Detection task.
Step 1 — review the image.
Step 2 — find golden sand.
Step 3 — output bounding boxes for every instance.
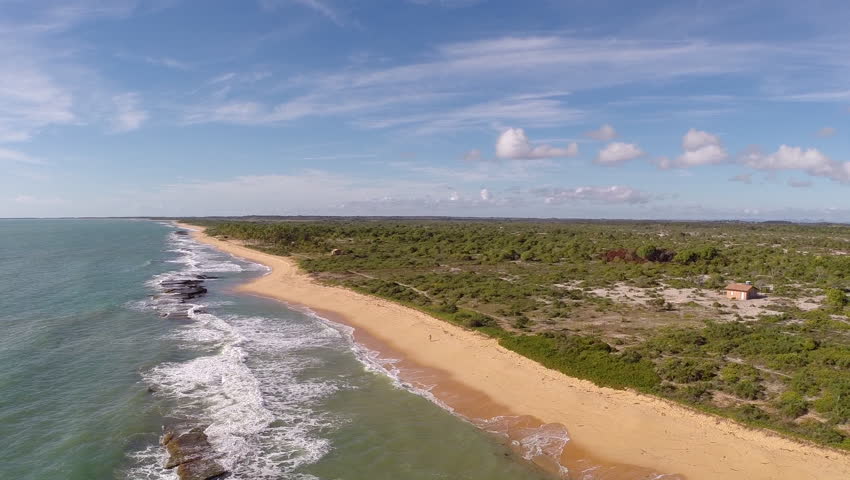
[179,223,850,480]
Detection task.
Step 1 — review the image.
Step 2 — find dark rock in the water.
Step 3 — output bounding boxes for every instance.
[165,429,211,468]
[176,458,229,480]
[163,285,208,299]
[175,230,189,236]
[163,427,228,480]
[161,279,203,286]
[160,279,208,300]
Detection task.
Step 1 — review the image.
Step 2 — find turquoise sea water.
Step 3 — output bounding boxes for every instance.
[0,219,552,480]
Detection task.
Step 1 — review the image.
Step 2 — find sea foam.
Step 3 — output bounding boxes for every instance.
[127,230,343,479]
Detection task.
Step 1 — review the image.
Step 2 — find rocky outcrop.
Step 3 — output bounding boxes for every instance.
[162,427,229,480]
[161,279,208,300]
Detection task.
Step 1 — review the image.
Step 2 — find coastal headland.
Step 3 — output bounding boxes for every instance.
[178,222,850,480]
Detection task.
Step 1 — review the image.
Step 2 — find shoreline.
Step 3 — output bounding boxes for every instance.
[179,222,850,480]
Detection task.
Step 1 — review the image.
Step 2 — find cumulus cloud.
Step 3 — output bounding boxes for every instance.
[536,185,651,204]
[594,142,644,165]
[658,129,728,169]
[740,145,850,182]
[584,124,617,141]
[479,188,492,201]
[817,126,836,137]
[495,128,578,160]
[111,93,148,132]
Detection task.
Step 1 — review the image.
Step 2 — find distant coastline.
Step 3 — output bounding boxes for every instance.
[178,222,850,480]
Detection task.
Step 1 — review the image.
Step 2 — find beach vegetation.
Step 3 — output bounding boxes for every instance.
[195,218,850,450]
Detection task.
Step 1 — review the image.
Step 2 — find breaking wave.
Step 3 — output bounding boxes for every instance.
[125,230,346,479]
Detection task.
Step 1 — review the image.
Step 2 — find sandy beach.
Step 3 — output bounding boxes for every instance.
[180,223,850,480]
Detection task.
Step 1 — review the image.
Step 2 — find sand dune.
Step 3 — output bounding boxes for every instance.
[180,223,850,480]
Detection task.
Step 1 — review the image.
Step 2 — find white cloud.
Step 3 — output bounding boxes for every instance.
[741,145,850,183]
[538,185,651,204]
[682,129,719,151]
[0,61,76,142]
[144,56,190,70]
[350,94,582,133]
[776,90,850,102]
[655,129,728,169]
[729,173,752,184]
[789,179,812,188]
[584,124,617,141]
[594,142,644,165]
[259,0,347,26]
[0,147,44,165]
[0,2,161,142]
[183,32,827,135]
[463,149,482,161]
[13,194,66,206]
[479,188,492,201]
[495,128,578,160]
[111,93,148,132]
[817,126,836,137]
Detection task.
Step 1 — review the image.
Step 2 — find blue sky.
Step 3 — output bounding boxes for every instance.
[2,0,849,220]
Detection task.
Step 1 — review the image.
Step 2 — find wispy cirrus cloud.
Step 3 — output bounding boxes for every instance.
[259,0,348,26]
[178,32,848,135]
[534,185,652,205]
[0,1,162,142]
[0,59,76,142]
[788,179,812,188]
[817,126,836,138]
[110,93,148,133]
[0,147,45,165]
[729,173,752,184]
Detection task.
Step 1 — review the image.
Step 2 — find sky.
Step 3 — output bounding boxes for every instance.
[1,0,849,220]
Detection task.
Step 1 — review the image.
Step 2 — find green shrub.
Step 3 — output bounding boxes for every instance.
[735,404,770,422]
[776,391,808,419]
[795,420,845,445]
[825,288,848,310]
[512,316,531,329]
[657,358,719,383]
[499,333,660,392]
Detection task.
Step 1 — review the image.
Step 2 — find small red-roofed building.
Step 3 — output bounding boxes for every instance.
[725,282,758,300]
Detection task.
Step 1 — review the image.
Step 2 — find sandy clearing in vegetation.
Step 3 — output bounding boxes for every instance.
[589,283,822,319]
[179,223,850,480]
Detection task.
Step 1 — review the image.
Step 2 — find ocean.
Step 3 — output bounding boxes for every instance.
[0,219,552,480]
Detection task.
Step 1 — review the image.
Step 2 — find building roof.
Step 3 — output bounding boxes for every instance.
[725,283,756,292]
